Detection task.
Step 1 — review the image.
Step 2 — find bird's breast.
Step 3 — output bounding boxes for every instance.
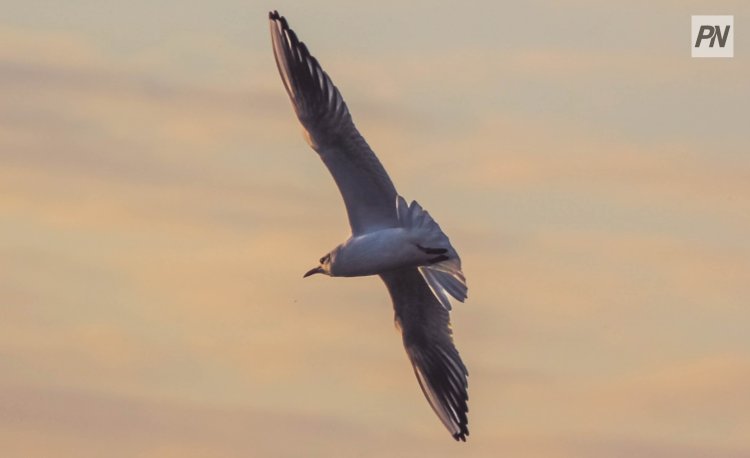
[331,228,427,277]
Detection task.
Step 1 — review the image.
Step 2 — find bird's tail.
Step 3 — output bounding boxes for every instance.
[396,196,468,310]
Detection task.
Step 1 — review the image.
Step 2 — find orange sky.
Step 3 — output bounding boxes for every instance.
[1,1,749,456]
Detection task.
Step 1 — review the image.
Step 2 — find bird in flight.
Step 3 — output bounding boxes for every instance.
[269,10,470,441]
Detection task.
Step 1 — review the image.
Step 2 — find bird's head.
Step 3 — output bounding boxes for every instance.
[303,252,333,278]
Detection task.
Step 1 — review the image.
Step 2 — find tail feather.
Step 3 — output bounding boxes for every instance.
[423,265,467,301]
[397,196,468,310]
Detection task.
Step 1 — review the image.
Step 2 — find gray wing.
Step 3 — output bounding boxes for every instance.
[269,11,398,235]
[380,268,470,441]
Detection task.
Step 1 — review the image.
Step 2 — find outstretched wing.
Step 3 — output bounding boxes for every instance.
[380,268,470,441]
[269,11,398,235]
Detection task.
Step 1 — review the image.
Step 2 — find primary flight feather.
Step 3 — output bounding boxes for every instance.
[269,10,470,441]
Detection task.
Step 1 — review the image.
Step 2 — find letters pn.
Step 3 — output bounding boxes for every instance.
[695,25,731,48]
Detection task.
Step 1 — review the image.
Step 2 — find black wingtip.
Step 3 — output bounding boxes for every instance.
[453,431,468,442]
[268,10,289,32]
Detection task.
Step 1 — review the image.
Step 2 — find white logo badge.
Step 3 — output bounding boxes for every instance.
[692,15,733,58]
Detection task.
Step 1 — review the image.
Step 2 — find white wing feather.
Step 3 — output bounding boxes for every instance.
[269,11,399,235]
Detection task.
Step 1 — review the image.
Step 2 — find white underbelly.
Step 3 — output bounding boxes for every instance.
[332,228,430,277]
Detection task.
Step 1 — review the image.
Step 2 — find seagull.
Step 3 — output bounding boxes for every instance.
[269,11,470,441]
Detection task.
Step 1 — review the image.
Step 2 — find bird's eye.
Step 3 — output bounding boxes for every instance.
[319,254,330,264]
